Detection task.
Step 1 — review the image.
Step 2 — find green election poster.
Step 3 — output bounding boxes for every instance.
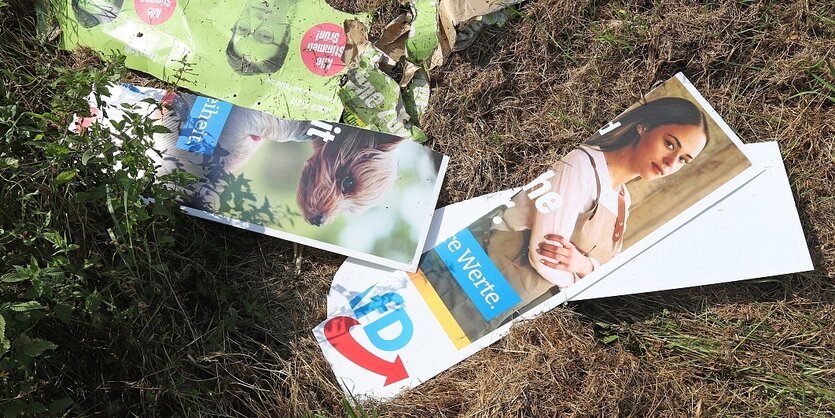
[55,0,366,121]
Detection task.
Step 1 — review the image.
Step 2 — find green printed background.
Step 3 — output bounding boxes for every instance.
[56,0,366,121]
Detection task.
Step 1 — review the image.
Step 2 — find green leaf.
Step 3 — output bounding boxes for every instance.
[8,301,44,312]
[17,334,57,357]
[49,398,73,415]
[4,399,25,418]
[0,272,28,283]
[0,157,19,168]
[25,402,46,415]
[602,334,619,345]
[55,170,77,184]
[150,124,172,134]
[81,150,93,165]
[28,310,47,321]
[54,303,73,324]
[44,142,70,156]
[85,291,102,312]
[0,314,9,357]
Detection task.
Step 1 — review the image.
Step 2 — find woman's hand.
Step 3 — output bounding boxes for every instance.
[535,234,594,278]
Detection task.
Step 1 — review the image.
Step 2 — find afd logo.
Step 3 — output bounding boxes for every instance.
[324,286,414,386]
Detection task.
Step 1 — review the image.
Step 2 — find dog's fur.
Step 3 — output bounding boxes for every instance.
[89,89,405,226]
[297,131,404,226]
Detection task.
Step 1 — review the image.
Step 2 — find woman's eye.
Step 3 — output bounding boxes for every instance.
[665,140,674,150]
[679,156,687,164]
[340,175,356,194]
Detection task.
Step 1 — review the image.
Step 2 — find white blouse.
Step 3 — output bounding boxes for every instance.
[495,147,631,287]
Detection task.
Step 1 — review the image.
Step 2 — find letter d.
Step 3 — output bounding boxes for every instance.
[364,308,414,352]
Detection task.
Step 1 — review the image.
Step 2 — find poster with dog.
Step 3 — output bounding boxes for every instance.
[314,73,767,397]
[71,83,448,271]
[49,0,366,121]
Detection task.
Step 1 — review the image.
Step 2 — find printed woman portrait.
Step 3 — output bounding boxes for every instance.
[413,93,723,343]
[226,0,295,75]
[71,0,123,28]
[411,75,753,345]
[486,97,710,312]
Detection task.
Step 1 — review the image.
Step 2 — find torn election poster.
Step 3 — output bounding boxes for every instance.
[49,0,367,121]
[70,83,448,271]
[314,73,772,397]
[326,141,811,314]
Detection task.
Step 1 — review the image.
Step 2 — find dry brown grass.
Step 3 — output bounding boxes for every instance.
[3,0,833,416]
[307,0,834,416]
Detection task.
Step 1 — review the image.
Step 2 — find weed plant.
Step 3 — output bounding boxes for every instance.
[0,4,281,416]
[1,7,183,416]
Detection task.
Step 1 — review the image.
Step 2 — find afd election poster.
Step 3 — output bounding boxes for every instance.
[70,84,448,271]
[50,0,366,121]
[317,142,812,398]
[325,142,811,313]
[314,73,768,397]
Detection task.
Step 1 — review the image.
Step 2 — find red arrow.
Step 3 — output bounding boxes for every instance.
[324,316,409,386]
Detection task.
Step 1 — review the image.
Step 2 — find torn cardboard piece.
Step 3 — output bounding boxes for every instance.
[374,13,412,64]
[406,0,523,68]
[340,23,428,143]
[439,0,522,24]
[342,19,370,71]
[337,2,517,141]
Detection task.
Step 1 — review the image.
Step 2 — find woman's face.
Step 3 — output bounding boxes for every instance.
[631,123,708,180]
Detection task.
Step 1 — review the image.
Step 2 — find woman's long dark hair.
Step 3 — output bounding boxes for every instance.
[586,97,710,151]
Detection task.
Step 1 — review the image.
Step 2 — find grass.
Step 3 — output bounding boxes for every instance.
[2,0,835,417]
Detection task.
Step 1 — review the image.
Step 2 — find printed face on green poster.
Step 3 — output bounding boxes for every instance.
[227,0,292,75]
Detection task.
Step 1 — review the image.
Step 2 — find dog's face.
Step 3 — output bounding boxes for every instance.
[297,133,404,226]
